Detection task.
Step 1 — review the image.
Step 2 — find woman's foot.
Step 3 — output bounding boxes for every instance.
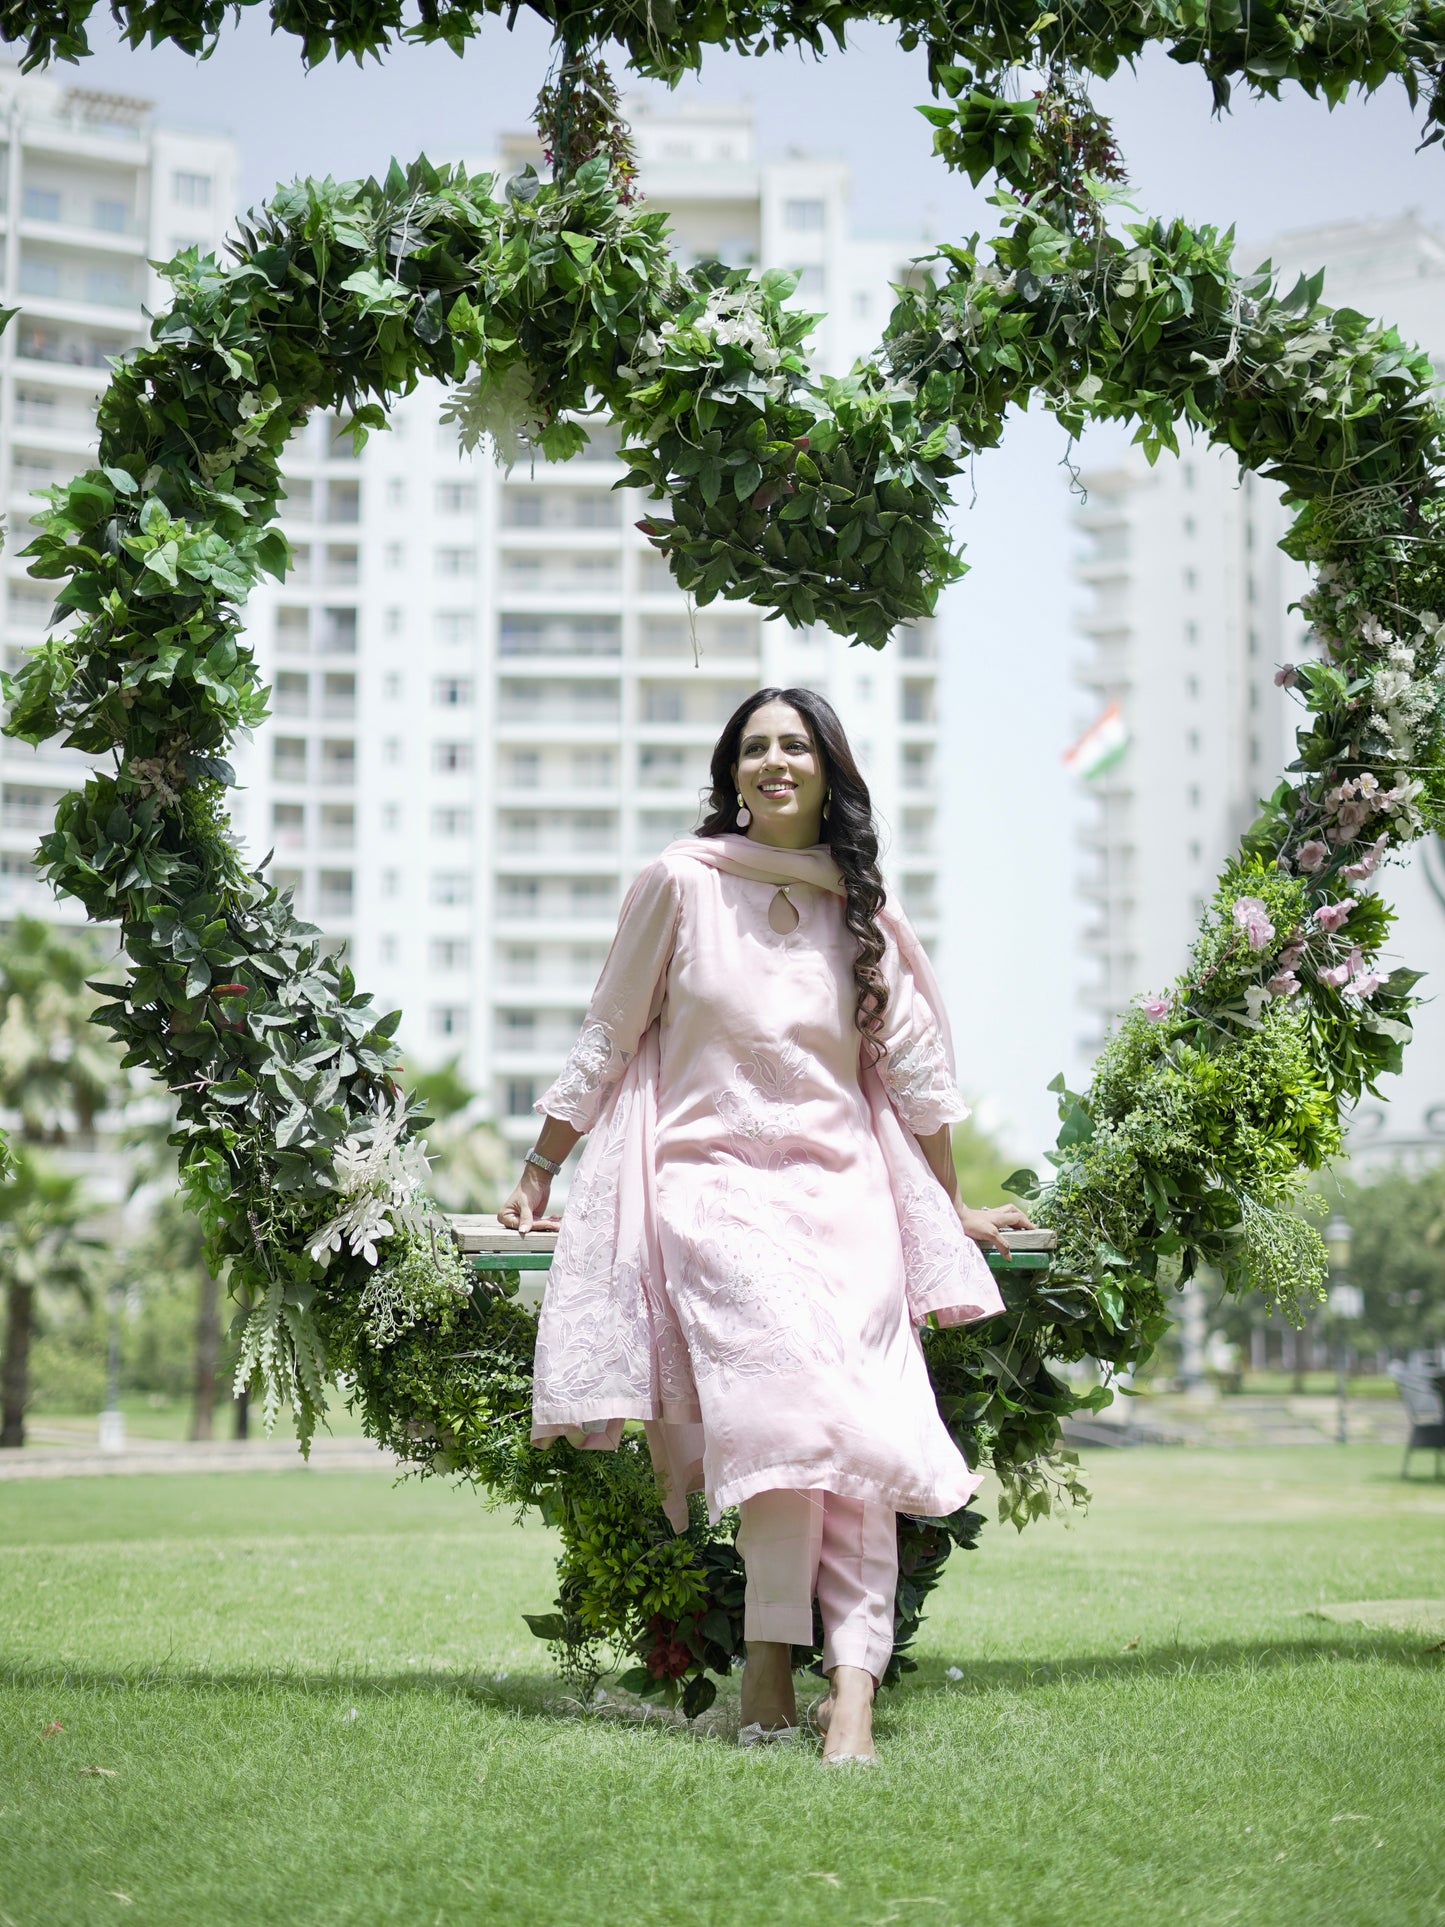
[740,1640,797,1735]
[820,1665,876,1763]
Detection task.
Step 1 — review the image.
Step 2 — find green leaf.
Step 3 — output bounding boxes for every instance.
[521,1613,568,1641]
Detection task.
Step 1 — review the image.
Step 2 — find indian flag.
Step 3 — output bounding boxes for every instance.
[1062,701,1129,781]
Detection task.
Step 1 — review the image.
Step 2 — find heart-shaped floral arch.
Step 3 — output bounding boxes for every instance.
[3,13,1443,1702]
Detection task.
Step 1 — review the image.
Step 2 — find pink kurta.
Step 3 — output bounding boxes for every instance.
[530,836,1004,1529]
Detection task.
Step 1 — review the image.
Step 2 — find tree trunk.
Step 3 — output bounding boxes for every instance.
[233,1383,249,1441]
[189,1269,220,1442]
[1,1278,34,1448]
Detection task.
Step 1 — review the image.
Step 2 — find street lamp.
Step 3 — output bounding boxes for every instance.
[1324,1215,1363,1446]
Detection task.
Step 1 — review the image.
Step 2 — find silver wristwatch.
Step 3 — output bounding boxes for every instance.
[524,1148,562,1177]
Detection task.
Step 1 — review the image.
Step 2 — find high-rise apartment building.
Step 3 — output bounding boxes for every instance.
[232,100,945,1145]
[0,65,237,924]
[1071,215,1445,1156]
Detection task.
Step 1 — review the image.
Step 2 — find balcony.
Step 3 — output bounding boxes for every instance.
[497,678,621,726]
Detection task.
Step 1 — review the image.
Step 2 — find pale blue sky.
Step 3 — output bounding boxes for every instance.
[62,19,1445,1154]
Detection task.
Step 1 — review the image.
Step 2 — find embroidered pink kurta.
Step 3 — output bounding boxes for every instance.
[530,836,1004,1528]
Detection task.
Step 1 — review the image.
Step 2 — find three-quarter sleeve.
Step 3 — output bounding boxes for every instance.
[535,858,681,1133]
[873,921,971,1138]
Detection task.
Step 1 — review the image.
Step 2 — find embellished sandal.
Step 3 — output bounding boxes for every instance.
[738,1722,799,1747]
[821,1750,877,1767]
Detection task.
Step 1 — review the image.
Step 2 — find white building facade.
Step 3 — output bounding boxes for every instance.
[0,66,236,923]
[1071,215,1445,1158]
[232,100,946,1144]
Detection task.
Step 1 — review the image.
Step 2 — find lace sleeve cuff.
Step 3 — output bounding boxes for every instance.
[879,1033,971,1137]
[535,1021,634,1133]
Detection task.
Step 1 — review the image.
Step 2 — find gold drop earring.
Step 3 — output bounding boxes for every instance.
[736,791,752,829]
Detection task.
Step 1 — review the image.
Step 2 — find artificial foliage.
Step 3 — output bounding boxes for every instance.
[2,21,1444,1700]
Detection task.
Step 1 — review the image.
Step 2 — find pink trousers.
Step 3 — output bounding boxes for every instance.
[735,1488,898,1683]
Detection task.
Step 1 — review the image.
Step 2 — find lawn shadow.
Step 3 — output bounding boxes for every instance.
[3,1626,1437,1739]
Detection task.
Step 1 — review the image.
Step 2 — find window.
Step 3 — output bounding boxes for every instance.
[502,491,543,528]
[320,738,356,784]
[318,869,354,914]
[272,736,307,781]
[430,937,471,971]
[382,802,401,832]
[319,607,357,653]
[433,741,473,773]
[276,606,309,653]
[22,187,61,222]
[86,268,132,307]
[435,609,476,645]
[19,259,60,297]
[505,1078,538,1117]
[434,676,474,707]
[382,868,401,897]
[379,934,399,964]
[505,749,542,789]
[901,680,935,725]
[172,172,212,207]
[385,542,405,570]
[435,546,477,575]
[383,672,403,702]
[784,198,826,230]
[852,290,871,318]
[1184,568,1197,591]
[385,478,406,509]
[497,1010,536,1044]
[384,606,404,637]
[282,479,315,521]
[503,945,538,981]
[320,804,354,847]
[430,1004,469,1037]
[792,265,825,295]
[322,672,356,717]
[326,480,360,524]
[1186,729,1201,753]
[901,744,933,791]
[432,806,473,837]
[275,671,308,716]
[383,737,402,765]
[431,871,472,906]
[271,802,304,848]
[572,749,615,789]
[436,481,477,513]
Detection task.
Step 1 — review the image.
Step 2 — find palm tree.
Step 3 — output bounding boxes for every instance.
[0,917,125,1446]
[0,1149,102,1446]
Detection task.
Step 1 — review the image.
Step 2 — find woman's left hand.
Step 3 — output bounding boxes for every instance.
[958,1203,1034,1258]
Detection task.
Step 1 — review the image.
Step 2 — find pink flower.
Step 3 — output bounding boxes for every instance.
[1332,800,1371,838]
[1345,971,1383,1001]
[1295,841,1329,874]
[1345,946,1365,976]
[1343,834,1388,881]
[1311,898,1357,934]
[1267,970,1301,997]
[1318,962,1352,988]
[1232,896,1276,950]
[1274,664,1298,688]
[1139,996,1170,1023]
[1278,943,1305,969]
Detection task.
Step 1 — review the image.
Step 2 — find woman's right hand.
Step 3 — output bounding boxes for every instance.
[498,1162,562,1234]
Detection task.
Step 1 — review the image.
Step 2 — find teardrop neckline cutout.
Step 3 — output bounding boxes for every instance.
[768,887,800,935]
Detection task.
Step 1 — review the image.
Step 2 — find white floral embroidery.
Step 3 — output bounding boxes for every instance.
[674,1180,845,1382]
[894,1177,996,1324]
[879,1031,968,1136]
[715,1038,809,1146]
[537,1020,633,1130]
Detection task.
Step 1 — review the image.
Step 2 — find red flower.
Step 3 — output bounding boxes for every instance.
[644,1614,693,1681]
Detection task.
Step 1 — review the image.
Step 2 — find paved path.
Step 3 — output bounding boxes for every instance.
[0,1428,400,1480]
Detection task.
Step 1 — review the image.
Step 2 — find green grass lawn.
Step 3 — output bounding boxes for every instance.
[2,1446,1442,1927]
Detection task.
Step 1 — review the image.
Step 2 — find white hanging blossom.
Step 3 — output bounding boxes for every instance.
[633,287,793,399]
[440,360,547,468]
[307,1094,434,1269]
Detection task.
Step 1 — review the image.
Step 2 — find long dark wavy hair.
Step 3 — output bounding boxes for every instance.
[697,686,890,1059]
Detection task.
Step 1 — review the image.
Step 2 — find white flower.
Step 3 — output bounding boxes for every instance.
[307,1094,433,1269]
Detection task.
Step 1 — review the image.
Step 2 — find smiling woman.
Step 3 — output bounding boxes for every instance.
[499,686,1029,1758]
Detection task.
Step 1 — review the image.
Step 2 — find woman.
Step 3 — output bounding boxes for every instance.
[499,688,1029,1762]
